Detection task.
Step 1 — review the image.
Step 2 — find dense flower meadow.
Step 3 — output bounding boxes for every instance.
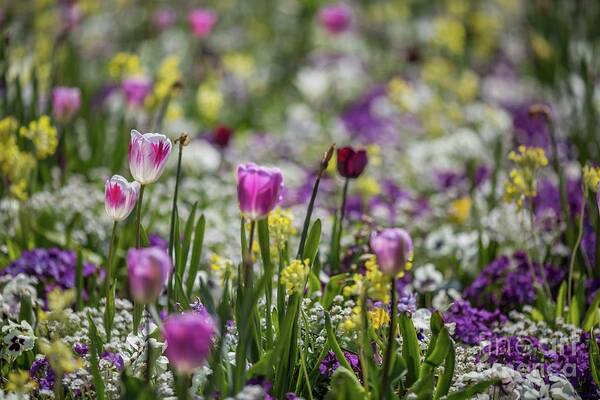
[2,0,600,399]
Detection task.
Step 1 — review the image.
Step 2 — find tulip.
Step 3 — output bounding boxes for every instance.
[212,124,233,149]
[370,228,413,276]
[127,247,172,304]
[128,129,172,185]
[104,175,140,221]
[337,146,367,179]
[122,77,152,107]
[52,86,81,122]
[163,312,216,374]
[188,8,217,39]
[318,3,352,35]
[236,163,284,221]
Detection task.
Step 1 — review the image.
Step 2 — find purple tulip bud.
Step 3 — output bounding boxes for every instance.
[52,86,81,121]
[163,311,216,374]
[105,175,140,221]
[318,3,352,35]
[128,130,172,185]
[122,77,152,107]
[370,228,413,276]
[127,247,172,304]
[236,163,284,221]
[188,8,217,39]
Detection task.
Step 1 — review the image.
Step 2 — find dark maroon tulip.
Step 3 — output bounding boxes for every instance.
[213,124,233,148]
[337,146,367,179]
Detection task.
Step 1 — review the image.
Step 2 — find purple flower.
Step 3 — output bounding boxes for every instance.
[319,350,362,378]
[318,3,352,34]
[101,351,124,371]
[127,247,172,304]
[73,343,88,356]
[1,248,102,298]
[128,130,172,185]
[163,311,216,374]
[30,357,55,391]
[122,77,152,107]
[148,233,169,250]
[52,86,81,122]
[444,299,506,345]
[236,163,284,221]
[247,376,275,400]
[370,228,413,276]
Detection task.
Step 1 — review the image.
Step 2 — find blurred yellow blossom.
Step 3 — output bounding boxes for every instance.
[432,17,466,56]
[368,307,390,329]
[39,339,83,374]
[583,165,600,192]
[19,115,58,159]
[455,70,479,102]
[281,259,310,295]
[6,370,37,394]
[108,52,143,79]
[450,196,472,224]
[503,146,548,209]
[530,33,553,60]
[223,52,256,80]
[196,81,223,121]
[269,208,296,248]
[48,288,75,312]
[355,176,381,199]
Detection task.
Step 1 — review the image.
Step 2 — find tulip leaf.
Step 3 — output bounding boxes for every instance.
[322,274,347,310]
[181,202,198,271]
[555,282,567,320]
[186,214,206,297]
[399,312,421,388]
[446,379,499,400]
[75,247,84,311]
[589,332,600,387]
[87,316,106,400]
[302,218,321,265]
[583,291,600,330]
[324,366,366,400]
[433,339,455,399]
[18,294,33,326]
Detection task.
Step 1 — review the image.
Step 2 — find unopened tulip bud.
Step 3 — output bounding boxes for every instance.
[236,163,284,221]
[105,175,140,221]
[337,146,367,179]
[128,130,172,185]
[370,228,413,276]
[127,247,172,304]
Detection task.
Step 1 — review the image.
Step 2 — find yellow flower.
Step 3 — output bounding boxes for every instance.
[340,307,361,332]
[269,208,296,247]
[39,340,83,375]
[196,81,223,121]
[508,145,548,169]
[503,146,547,210]
[583,165,600,192]
[432,17,466,56]
[154,55,182,101]
[48,288,75,312]
[19,115,58,159]
[281,259,310,295]
[530,33,553,60]
[450,196,472,224]
[388,77,415,112]
[368,307,390,329]
[6,370,37,394]
[355,176,381,199]
[223,52,256,80]
[210,254,235,282]
[10,179,29,201]
[108,52,142,79]
[455,70,479,102]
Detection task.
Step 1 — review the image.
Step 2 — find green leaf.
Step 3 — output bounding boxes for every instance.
[570,294,581,326]
[181,202,198,270]
[408,372,434,400]
[87,316,106,400]
[589,332,600,387]
[324,367,367,400]
[308,272,320,294]
[433,340,455,400]
[324,313,353,372]
[583,291,600,330]
[555,282,566,320]
[446,379,498,400]
[19,295,34,325]
[399,312,421,388]
[302,219,321,265]
[186,214,206,297]
[120,373,158,400]
[75,248,84,311]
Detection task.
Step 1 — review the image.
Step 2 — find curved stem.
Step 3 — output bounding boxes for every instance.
[104,221,118,341]
[568,187,586,305]
[381,277,396,397]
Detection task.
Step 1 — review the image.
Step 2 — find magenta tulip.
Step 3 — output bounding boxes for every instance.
[105,175,140,221]
[128,130,172,185]
[127,247,172,304]
[163,312,216,374]
[318,3,352,35]
[236,163,284,221]
[122,77,152,107]
[52,86,81,121]
[188,8,217,39]
[370,228,413,276]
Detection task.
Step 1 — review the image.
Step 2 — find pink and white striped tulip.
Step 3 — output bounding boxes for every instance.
[105,175,140,221]
[128,130,172,185]
[236,163,284,221]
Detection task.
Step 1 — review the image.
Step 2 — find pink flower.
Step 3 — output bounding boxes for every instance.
[370,228,413,276]
[105,175,140,221]
[187,8,217,39]
[128,130,172,185]
[127,247,172,304]
[52,86,81,121]
[318,3,352,35]
[163,312,216,374]
[122,77,152,107]
[236,163,284,221]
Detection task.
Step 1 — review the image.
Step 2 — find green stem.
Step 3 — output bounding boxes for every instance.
[297,172,323,258]
[135,185,146,248]
[104,221,118,341]
[381,277,396,397]
[568,187,586,305]
[168,141,184,257]
[146,306,152,384]
[333,178,350,271]
[175,373,190,400]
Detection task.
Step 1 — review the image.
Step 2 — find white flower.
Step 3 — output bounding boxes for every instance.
[413,263,443,292]
[2,320,36,358]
